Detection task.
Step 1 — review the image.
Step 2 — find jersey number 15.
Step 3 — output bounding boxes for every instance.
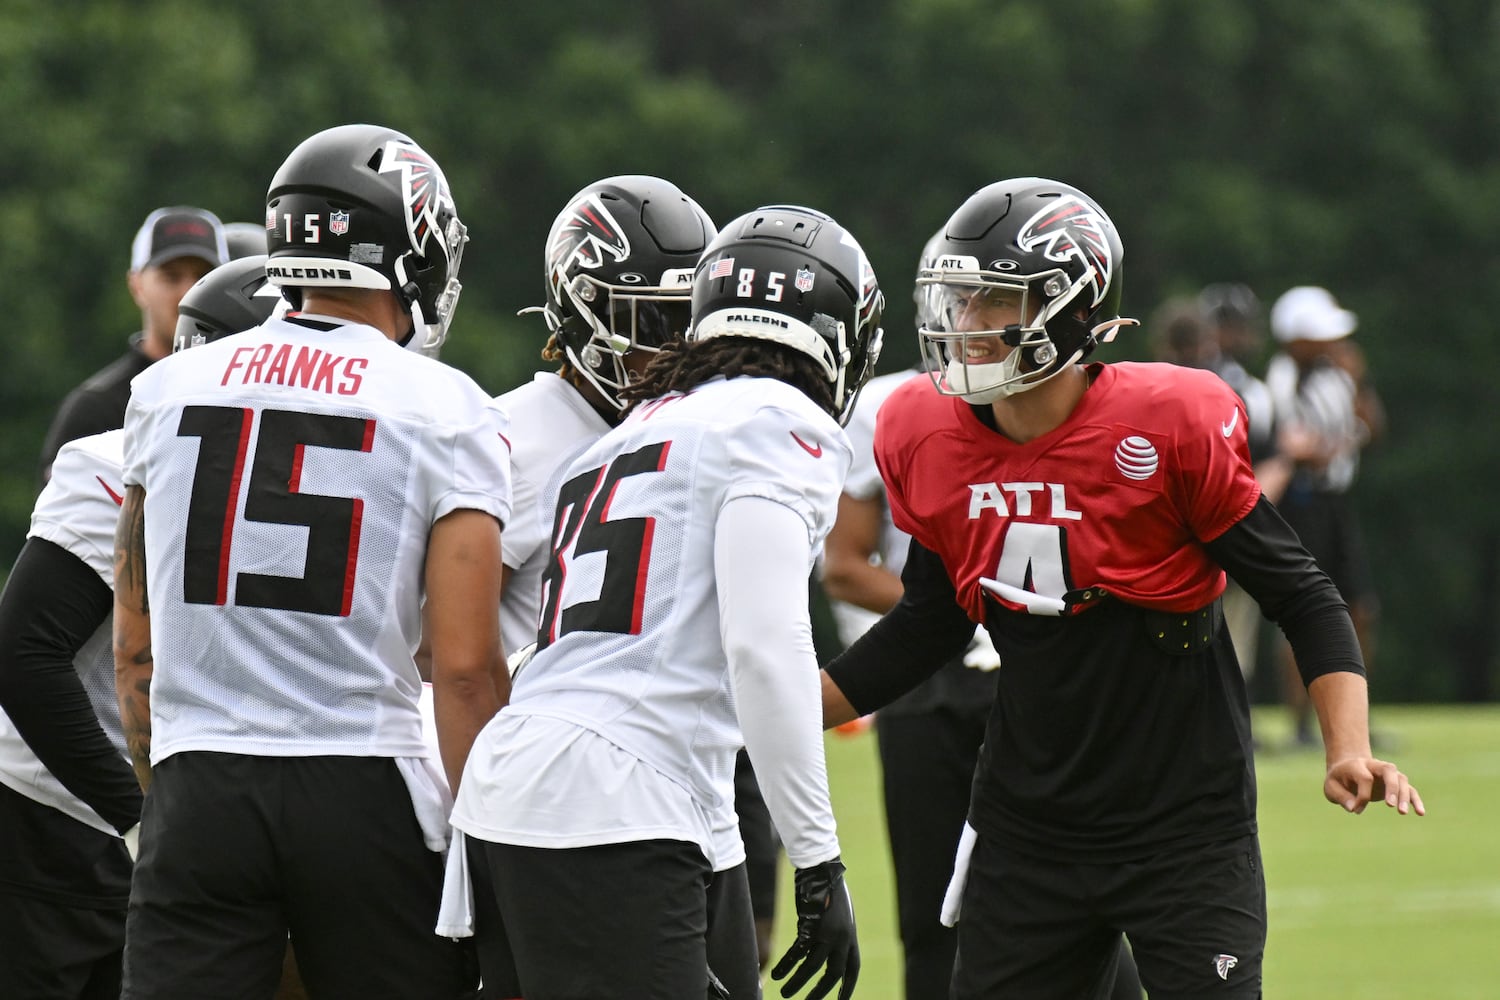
[177,405,373,616]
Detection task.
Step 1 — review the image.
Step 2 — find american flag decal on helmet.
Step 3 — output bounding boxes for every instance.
[550,194,631,272]
[1016,195,1114,308]
[378,141,451,257]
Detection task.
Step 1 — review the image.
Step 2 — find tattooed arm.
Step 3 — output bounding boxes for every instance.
[113,484,154,792]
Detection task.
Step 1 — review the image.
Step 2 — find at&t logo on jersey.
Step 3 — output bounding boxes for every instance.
[1113,436,1159,481]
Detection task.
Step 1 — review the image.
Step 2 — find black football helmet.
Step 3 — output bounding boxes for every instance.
[913,227,947,333]
[532,175,715,410]
[918,177,1134,402]
[264,123,467,355]
[173,254,282,352]
[689,205,884,424]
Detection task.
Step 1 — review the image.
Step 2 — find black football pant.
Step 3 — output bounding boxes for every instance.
[475,837,715,1000]
[953,831,1264,999]
[469,840,758,1000]
[122,752,472,999]
[0,783,130,1000]
[875,703,986,1000]
[877,708,1143,999]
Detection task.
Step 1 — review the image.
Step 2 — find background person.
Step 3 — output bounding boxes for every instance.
[224,220,270,260]
[1150,290,1294,685]
[1266,285,1387,748]
[38,205,228,484]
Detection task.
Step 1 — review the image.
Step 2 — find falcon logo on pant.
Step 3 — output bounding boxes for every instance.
[1215,953,1239,980]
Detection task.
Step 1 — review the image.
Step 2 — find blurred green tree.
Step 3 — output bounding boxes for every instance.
[3,0,1496,699]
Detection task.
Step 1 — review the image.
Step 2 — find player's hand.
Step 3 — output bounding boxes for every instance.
[771,858,859,1000]
[1325,756,1425,816]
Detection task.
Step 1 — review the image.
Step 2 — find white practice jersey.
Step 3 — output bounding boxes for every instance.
[121,314,512,763]
[495,372,611,654]
[0,430,126,835]
[454,376,849,866]
[826,370,922,645]
[1266,352,1361,492]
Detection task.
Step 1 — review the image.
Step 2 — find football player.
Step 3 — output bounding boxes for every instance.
[112,124,510,998]
[447,174,763,997]
[818,231,1003,1000]
[822,233,1145,999]
[818,177,1422,999]
[0,254,278,1000]
[451,205,883,1000]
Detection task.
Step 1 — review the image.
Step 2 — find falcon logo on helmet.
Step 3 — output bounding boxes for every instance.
[856,251,881,331]
[527,176,716,413]
[550,194,632,273]
[1016,195,1115,308]
[378,142,449,257]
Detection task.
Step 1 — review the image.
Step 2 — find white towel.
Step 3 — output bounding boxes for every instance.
[395,754,453,853]
[980,576,1066,616]
[435,829,475,939]
[940,821,978,927]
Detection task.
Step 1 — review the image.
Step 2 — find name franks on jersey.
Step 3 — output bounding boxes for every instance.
[967,481,1081,521]
[221,343,368,396]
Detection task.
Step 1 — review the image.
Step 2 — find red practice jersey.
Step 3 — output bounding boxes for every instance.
[876,362,1261,622]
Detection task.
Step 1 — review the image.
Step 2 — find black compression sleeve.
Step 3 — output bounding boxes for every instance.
[0,537,143,832]
[824,538,977,714]
[1204,496,1364,685]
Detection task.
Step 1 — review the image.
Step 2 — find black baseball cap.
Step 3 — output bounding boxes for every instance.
[130,206,229,271]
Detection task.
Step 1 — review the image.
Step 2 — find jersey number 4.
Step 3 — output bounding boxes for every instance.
[536,440,670,649]
[178,405,374,616]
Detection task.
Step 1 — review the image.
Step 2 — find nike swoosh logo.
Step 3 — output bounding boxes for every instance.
[1221,408,1240,437]
[97,475,125,506]
[790,431,823,458]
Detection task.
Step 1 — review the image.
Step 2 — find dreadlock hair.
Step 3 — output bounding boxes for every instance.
[542,331,594,396]
[619,336,836,418]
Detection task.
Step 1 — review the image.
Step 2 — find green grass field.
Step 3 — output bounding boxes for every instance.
[766,705,1500,999]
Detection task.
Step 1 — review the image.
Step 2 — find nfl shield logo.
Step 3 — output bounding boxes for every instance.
[329,210,350,236]
[795,268,816,293]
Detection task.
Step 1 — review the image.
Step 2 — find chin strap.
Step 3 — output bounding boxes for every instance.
[1091,316,1140,344]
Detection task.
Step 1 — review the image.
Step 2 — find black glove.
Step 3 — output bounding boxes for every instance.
[770,858,859,1000]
